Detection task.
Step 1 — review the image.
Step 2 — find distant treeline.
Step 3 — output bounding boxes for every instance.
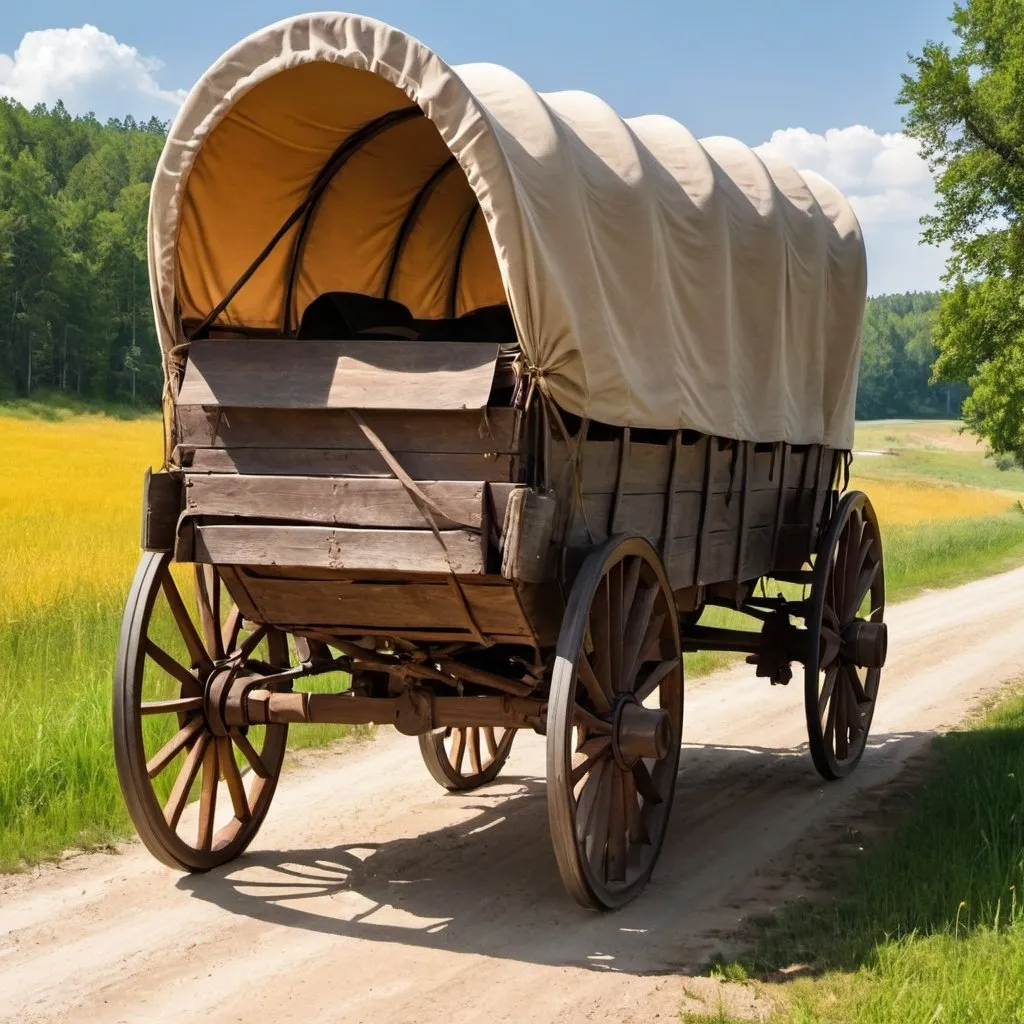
[0,99,166,407]
[856,291,966,420]
[0,101,963,419]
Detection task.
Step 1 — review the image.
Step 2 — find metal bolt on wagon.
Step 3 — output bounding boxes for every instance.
[114,13,886,910]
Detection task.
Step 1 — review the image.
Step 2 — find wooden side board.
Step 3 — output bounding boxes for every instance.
[174,406,518,454]
[177,339,500,410]
[191,524,485,575]
[182,447,515,481]
[217,565,557,646]
[183,475,516,531]
[173,407,520,484]
[550,432,838,591]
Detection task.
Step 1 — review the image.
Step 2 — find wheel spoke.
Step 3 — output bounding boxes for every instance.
[197,741,219,851]
[195,566,225,662]
[819,625,841,671]
[144,640,201,696]
[236,624,270,663]
[623,768,647,844]
[163,731,209,830]
[585,765,613,877]
[573,706,613,735]
[591,576,613,696]
[484,727,499,758]
[608,562,624,694]
[140,696,205,716]
[160,571,211,671]
[218,736,251,823]
[576,757,608,840]
[846,552,880,624]
[230,728,270,779]
[833,672,850,760]
[571,736,612,786]
[621,556,641,628]
[817,663,839,721]
[634,657,679,703]
[468,728,483,775]
[607,767,627,883]
[450,728,467,775]
[222,606,244,657]
[146,717,204,778]
[626,612,666,689]
[578,653,613,713]
[632,759,663,805]
[847,663,869,705]
[620,584,659,690]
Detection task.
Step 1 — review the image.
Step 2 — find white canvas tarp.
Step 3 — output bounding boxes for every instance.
[149,12,867,448]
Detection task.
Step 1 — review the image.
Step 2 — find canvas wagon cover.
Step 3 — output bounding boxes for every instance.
[149,12,867,448]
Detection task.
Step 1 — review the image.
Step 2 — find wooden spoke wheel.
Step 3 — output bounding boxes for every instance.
[113,552,290,871]
[418,726,517,791]
[805,491,887,781]
[547,536,684,910]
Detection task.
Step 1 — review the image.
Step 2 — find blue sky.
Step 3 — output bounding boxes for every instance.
[0,1,958,293]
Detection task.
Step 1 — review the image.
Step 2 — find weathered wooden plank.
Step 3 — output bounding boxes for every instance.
[551,439,689,495]
[234,576,534,635]
[181,446,514,482]
[174,406,518,454]
[193,524,485,574]
[738,525,775,581]
[177,339,500,410]
[184,475,498,530]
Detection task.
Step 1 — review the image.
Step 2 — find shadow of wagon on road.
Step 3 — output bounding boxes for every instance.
[176,730,928,975]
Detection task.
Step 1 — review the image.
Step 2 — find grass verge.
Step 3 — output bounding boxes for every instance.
[690,688,1024,1024]
[0,591,366,872]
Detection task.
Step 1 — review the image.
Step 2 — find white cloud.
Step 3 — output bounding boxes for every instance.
[0,25,185,120]
[755,126,949,295]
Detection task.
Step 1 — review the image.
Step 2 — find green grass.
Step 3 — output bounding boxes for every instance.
[855,447,1024,493]
[0,590,366,871]
[0,389,160,422]
[693,690,1024,1024]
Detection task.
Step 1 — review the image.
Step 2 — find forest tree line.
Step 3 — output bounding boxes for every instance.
[0,99,962,420]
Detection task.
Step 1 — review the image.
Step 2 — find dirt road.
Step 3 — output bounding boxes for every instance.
[3,568,1024,1024]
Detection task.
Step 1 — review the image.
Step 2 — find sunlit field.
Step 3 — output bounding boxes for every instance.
[2,410,1024,869]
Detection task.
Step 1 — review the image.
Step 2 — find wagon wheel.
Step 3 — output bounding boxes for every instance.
[547,536,683,910]
[418,726,517,791]
[804,491,887,780]
[113,551,289,871]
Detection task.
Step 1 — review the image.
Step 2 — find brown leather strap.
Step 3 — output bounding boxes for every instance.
[347,409,491,645]
[347,409,481,533]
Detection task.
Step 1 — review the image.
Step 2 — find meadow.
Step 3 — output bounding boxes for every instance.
[693,687,1024,1024]
[2,409,1024,870]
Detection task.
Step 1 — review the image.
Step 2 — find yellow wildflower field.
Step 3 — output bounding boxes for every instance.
[0,414,161,619]
[849,475,1018,524]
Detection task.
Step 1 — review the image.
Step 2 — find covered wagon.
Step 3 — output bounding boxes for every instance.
[114,12,886,909]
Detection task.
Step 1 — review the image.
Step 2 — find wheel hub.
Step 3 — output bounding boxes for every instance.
[841,619,887,669]
[610,694,671,769]
[203,661,240,737]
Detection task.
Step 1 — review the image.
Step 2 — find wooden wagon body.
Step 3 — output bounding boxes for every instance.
[114,14,887,909]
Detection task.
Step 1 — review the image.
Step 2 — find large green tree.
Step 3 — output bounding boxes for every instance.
[900,0,1024,457]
